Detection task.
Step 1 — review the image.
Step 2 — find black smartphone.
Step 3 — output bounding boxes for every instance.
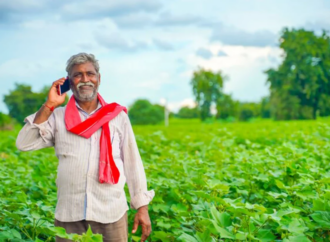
[58,77,71,95]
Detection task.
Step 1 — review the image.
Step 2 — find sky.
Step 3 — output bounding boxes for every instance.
[0,0,329,113]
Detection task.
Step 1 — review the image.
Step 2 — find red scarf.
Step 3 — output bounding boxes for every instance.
[64,94,127,184]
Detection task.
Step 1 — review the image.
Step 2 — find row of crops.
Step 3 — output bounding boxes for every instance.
[1,119,330,241]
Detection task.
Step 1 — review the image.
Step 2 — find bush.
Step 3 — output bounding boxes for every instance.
[128,99,164,125]
[239,102,260,121]
[177,106,199,119]
[0,112,14,130]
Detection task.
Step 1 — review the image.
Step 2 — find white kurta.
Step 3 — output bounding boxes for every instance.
[16,102,154,223]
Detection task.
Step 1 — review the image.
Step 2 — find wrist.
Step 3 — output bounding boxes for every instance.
[137,205,149,212]
[45,101,57,109]
[43,102,56,111]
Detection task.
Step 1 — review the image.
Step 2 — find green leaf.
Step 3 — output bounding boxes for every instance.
[219,212,232,227]
[90,234,103,242]
[211,222,235,239]
[50,227,68,238]
[256,229,276,242]
[131,235,141,241]
[210,206,222,225]
[312,198,330,212]
[171,203,188,214]
[9,229,21,239]
[86,225,93,236]
[275,179,286,189]
[283,234,311,242]
[296,189,318,199]
[0,231,14,239]
[152,231,171,242]
[249,221,256,232]
[157,220,171,229]
[235,231,248,240]
[210,206,231,228]
[196,230,212,242]
[287,219,308,234]
[178,233,199,242]
[31,211,42,220]
[311,211,330,227]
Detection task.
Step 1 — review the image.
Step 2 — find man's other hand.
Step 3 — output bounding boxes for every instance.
[132,205,151,242]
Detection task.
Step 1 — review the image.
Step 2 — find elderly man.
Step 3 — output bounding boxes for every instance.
[16,53,154,242]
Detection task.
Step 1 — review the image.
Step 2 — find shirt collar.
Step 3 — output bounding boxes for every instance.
[75,101,102,116]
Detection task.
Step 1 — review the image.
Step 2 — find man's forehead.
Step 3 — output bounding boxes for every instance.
[71,62,97,72]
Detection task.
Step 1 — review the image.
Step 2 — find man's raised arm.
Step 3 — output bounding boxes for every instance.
[16,78,67,151]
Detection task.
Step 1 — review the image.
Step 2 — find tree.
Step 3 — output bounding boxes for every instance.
[4,83,69,123]
[0,112,13,130]
[4,84,47,123]
[216,94,238,119]
[266,28,330,120]
[177,106,199,119]
[191,68,226,120]
[318,94,330,117]
[260,97,271,118]
[238,102,261,121]
[128,99,164,125]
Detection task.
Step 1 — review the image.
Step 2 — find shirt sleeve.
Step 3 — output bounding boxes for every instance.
[16,112,55,151]
[120,112,155,210]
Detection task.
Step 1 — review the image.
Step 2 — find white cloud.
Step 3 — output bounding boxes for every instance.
[217,50,227,57]
[61,0,162,21]
[112,13,154,29]
[211,24,277,47]
[303,21,330,34]
[167,98,197,112]
[95,31,149,52]
[154,12,203,26]
[185,44,283,101]
[153,39,174,51]
[196,48,213,59]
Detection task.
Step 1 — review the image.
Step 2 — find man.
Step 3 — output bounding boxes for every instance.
[16,53,154,242]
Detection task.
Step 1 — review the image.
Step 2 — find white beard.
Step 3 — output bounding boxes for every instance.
[71,81,99,102]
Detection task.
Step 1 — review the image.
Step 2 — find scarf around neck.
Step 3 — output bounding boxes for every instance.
[64,94,127,184]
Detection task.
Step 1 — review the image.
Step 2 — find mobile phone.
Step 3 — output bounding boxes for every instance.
[58,77,71,95]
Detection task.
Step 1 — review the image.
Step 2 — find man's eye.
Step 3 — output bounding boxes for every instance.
[88,73,95,76]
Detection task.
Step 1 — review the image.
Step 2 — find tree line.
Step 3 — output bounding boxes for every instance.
[0,83,167,127]
[176,96,271,122]
[1,27,329,127]
[181,28,330,121]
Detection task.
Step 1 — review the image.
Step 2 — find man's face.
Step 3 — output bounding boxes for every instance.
[69,62,100,102]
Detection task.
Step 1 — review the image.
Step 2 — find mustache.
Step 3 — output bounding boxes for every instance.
[77,82,95,88]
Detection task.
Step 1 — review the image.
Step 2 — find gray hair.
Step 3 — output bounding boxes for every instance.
[66,53,100,75]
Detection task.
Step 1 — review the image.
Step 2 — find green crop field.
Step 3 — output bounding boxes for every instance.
[1,119,330,241]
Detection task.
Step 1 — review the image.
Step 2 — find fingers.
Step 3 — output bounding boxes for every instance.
[47,78,67,106]
[148,223,152,237]
[50,78,66,96]
[52,77,66,87]
[132,212,152,241]
[141,220,152,242]
[132,216,139,234]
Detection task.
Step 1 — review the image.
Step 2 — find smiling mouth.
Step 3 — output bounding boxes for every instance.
[79,86,93,90]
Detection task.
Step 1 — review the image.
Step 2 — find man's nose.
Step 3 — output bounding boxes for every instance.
[81,74,89,83]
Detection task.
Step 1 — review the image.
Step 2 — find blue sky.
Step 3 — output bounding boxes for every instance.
[0,0,329,113]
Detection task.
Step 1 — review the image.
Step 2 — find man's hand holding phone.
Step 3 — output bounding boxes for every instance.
[33,77,69,124]
[45,78,69,109]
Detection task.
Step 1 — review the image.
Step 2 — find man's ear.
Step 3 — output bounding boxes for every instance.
[99,73,101,85]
